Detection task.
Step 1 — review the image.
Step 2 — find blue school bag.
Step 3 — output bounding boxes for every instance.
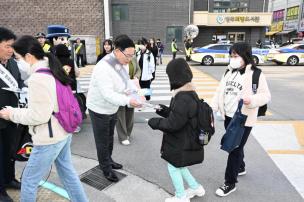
[220,99,248,153]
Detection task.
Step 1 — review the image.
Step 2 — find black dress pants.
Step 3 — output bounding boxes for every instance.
[0,123,17,191]
[76,54,84,67]
[224,116,252,184]
[89,110,117,173]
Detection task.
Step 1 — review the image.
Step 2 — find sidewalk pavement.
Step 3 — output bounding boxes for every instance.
[12,117,302,202]
[11,59,304,202]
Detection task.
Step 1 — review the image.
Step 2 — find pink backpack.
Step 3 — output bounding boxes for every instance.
[36,68,82,135]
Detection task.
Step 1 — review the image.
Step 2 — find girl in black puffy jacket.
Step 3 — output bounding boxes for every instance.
[148,58,205,202]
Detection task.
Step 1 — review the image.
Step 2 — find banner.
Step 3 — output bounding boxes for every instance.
[286,6,300,21]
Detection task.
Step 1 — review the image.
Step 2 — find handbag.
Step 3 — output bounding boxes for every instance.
[220,99,247,153]
[11,124,33,161]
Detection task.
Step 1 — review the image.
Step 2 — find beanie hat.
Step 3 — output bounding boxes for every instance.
[166,58,193,90]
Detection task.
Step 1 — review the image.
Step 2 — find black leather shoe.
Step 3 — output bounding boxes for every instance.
[0,190,13,202]
[111,162,123,170]
[4,179,21,190]
[103,170,119,182]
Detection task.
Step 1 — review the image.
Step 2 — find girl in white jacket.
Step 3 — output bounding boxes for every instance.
[137,38,155,100]
[212,42,271,197]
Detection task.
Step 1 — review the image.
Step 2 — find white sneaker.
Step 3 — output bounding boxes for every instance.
[121,140,130,145]
[74,126,81,133]
[165,195,190,202]
[185,185,205,199]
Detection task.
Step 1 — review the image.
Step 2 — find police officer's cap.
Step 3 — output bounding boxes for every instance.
[36,32,46,38]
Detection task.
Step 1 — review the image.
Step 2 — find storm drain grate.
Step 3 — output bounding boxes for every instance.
[80,166,126,191]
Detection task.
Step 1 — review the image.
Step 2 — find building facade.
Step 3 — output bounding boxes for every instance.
[192,0,272,47]
[108,0,192,52]
[0,0,104,63]
[267,0,304,43]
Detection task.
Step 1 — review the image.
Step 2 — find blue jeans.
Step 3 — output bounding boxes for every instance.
[167,163,200,198]
[21,135,88,202]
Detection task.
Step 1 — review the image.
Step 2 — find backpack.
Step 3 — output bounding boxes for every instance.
[252,68,267,116]
[224,67,267,117]
[36,68,82,135]
[193,94,215,146]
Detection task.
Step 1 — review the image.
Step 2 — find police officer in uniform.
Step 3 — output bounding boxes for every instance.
[35,32,51,53]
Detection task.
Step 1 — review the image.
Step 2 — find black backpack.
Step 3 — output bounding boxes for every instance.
[252,68,267,116]
[224,67,267,117]
[193,94,215,146]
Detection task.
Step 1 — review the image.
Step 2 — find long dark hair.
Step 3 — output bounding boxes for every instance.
[96,39,114,63]
[12,35,71,85]
[229,42,257,70]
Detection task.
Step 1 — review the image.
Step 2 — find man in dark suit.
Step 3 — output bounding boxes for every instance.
[0,27,23,202]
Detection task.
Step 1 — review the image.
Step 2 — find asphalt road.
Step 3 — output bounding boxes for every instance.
[70,63,304,202]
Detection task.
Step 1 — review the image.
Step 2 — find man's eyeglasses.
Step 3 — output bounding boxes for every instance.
[119,49,135,59]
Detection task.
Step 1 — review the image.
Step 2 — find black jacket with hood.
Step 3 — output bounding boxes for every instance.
[148,58,204,167]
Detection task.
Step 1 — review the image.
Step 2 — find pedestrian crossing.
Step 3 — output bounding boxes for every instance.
[76,64,220,113]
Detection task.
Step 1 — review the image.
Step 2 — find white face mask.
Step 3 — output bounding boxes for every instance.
[16,59,32,78]
[229,57,243,69]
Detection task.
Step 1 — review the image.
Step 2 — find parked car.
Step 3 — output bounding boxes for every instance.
[191,43,268,65]
[267,44,304,65]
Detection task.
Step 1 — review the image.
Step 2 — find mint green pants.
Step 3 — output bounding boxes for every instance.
[167,163,200,198]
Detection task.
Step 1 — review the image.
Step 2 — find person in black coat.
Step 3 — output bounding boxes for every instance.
[149,38,158,80]
[0,27,23,202]
[148,58,205,202]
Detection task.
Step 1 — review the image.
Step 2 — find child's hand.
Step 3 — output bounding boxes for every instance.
[243,96,251,105]
[0,107,12,121]
[148,118,160,130]
[156,104,169,117]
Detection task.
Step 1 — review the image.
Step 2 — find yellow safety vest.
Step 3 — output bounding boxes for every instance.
[75,43,83,54]
[171,42,177,53]
[185,47,192,57]
[43,44,51,53]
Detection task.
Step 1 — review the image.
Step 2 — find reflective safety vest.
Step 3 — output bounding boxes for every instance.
[75,43,83,54]
[171,42,177,53]
[185,47,192,57]
[43,44,51,53]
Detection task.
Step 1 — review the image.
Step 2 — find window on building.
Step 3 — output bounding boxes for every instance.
[112,4,129,21]
[166,26,183,43]
[230,0,249,13]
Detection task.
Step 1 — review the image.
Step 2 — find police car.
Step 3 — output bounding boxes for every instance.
[267,44,304,65]
[191,43,269,65]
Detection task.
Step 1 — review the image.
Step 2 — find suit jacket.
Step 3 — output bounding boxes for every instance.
[0,58,24,129]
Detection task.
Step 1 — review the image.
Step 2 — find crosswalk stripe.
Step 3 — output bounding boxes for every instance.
[76,65,220,112]
[150,96,171,101]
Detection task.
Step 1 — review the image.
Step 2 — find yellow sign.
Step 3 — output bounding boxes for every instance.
[215,54,225,58]
[286,6,299,21]
[96,37,101,56]
[270,21,283,31]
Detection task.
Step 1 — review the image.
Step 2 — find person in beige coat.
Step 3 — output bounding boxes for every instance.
[211,42,271,197]
[0,36,88,202]
[116,57,141,145]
